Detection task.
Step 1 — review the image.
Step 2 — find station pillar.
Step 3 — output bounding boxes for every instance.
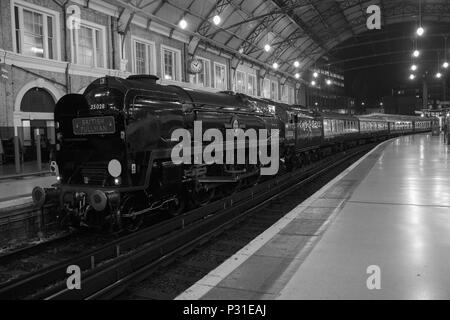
[14,136,21,174]
[36,135,42,172]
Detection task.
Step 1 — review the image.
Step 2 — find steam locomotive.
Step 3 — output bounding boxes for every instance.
[32,75,432,232]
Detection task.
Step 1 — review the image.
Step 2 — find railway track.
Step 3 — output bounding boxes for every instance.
[0,143,377,300]
[0,203,62,256]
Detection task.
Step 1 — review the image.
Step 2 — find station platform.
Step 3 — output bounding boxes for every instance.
[0,162,51,180]
[177,134,450,300]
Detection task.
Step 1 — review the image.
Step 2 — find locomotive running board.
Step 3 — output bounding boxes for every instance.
[198,171,259,183]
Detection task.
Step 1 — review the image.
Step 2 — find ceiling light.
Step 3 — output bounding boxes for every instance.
[409,74,416,80]
[294,61,300,68]
[313,72,318,78]
[413,50,420,58]
[238,47,244,54]
[272,62,279,69]
[264,44,271,52]
[411,64,417,71]
[417,27,425,36]
[179,19,188,29]
[326,79,332,85]
[295,73,300,79]
[443,62,449,69]
[436,72,442,78]
[213,15,221,26]
[311,80,316,86]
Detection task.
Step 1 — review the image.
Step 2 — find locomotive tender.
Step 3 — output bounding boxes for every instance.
[32,75,432,231]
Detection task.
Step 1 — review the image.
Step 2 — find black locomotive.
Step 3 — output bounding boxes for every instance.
[32,75,432,231]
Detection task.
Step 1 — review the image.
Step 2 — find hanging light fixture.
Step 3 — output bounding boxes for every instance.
[179,18,188,29]
[294,61,300,68]
[443,37,449,69]
[412,39,420,57]
[264,44,271,52]
[417,27,425,36]
[436,52,442,78]
[416,0,425,36]
[213,15,221,26]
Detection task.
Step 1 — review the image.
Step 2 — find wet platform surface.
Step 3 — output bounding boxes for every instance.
[177,134,450,300]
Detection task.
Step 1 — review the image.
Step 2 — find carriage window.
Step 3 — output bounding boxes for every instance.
[324,120,332,134]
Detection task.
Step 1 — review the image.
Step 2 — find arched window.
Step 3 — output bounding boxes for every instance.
[20,88,55,113]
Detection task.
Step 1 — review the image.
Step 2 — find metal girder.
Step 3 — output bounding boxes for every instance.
[332,0,356,36]
[109,0,306,83]
[117,6,135,34]
[188,0,230,55]
[272,0,328,51]
[230,4,285,70]
[340,58,437,72]
[265,28,303,64]
[219,0,312,70]
[207,10,284,38]
[324,48,444,66]
[331,32,450,52]
[197,0,229,37]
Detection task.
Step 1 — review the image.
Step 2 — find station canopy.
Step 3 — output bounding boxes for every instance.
[109,0,450,80]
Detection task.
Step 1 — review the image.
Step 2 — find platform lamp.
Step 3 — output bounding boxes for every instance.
[416,0,425,36]
[436,52,443,79]
[443,37,449,69]
[412,39,421,58]
[212,2,227,26]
